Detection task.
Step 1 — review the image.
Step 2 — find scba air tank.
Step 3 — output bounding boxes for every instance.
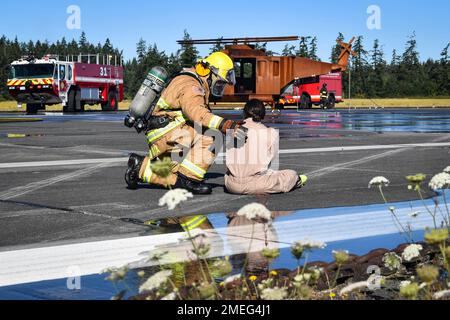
[124,66,169,130]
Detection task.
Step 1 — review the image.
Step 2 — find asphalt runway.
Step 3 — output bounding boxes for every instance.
[0,109,449,250]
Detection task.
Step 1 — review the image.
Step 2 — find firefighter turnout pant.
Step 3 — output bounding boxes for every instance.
[139,115,216,187]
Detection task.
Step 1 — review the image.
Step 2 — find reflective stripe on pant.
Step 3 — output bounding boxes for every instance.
[180,159,207,180]
[177,125,215,182]
[149,144,161,159]
[140,123,216,187]
[180,215,208,231]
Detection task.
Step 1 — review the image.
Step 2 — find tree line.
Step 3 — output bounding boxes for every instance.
[1,31,449,101]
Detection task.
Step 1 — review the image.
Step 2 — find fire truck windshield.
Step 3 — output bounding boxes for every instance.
[9,64,55,79]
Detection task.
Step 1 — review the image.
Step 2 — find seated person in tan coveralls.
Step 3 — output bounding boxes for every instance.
[225,99,307,195]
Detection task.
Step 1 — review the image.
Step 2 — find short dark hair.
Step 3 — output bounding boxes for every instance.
[244,99,266,122]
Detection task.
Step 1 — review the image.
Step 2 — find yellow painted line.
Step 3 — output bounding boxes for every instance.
[6,134,27,138]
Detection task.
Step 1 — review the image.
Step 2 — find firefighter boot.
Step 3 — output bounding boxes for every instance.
[125,153,145,190]
[174,173,212,195]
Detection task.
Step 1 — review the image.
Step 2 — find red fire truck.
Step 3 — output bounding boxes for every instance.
[276,72,343,109]
[6,54,123,114]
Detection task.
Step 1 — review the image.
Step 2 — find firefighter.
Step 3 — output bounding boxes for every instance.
[125,52,247,195]
[320,83,328,109]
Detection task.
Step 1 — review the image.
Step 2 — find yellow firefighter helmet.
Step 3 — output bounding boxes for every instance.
[195,51,236,97]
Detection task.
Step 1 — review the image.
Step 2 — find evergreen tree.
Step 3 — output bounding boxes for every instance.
[440,43,449,64]
[136,38,147,62]
[209,37,224,54]
[350,36,369,97]
[309,37,320,61]
[26,40,34,55]
[177,30,199,68]
[102,38,113,54]
[402,32,420,66]
[254,42,277,56]
[330,32,345,63]
[79,32,88,52]
[399,33,422,96]
[368,39,386,97]
[391,49,400,66]
[296,36,310,58]
[438,43,449,95]
[282,44,296,56]
[60,37,68,55]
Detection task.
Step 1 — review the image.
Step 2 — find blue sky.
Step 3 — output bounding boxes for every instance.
[0,0,449,62]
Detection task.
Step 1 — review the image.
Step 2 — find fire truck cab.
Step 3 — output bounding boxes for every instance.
[7,54,123,114]
[277,72,343,109]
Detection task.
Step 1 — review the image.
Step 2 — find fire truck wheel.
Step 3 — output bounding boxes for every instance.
[64,89,76,113]
[327,95,336,109]
[102,89,119,112]
[26,104,40,115]
[300,95,310,109]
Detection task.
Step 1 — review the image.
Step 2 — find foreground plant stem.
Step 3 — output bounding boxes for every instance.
[442,191,450,227]
[417,187,437,229]
[332,264,342,289]
[379,185,412,242]
[242,223,256,275]
[440,242,449,275]
[185,229,210,284]
[301,252,310,277]
[167,278,183,300]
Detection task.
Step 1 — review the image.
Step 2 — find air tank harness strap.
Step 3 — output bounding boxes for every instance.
[146,110,186,144]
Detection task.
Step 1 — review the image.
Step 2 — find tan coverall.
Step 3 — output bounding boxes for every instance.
[139,68,226,186]
[225,119,299,194]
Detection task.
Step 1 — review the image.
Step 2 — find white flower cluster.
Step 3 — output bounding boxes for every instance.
[158,189,193,210]
[401,244,423,262]
[434,289,450,300]
[399,280,411,288]
[368,176,390,188]
[237,203,272,222]
[161,292,177,300]
[444,166,450,174]
[139,270,172,293]
[429,172,450,191]
[294,274,310,283]
[260,287,288,300]
[297,239,327,250]
[332,249,349,255]
[382,252,402,271]
[223,274,241,284]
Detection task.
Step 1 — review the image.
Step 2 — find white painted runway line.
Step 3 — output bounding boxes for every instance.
[0,204,443,287]
[1,142,449,169]
[279,142,450,154]
[0,163,116,200]
[0,157,129,169]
